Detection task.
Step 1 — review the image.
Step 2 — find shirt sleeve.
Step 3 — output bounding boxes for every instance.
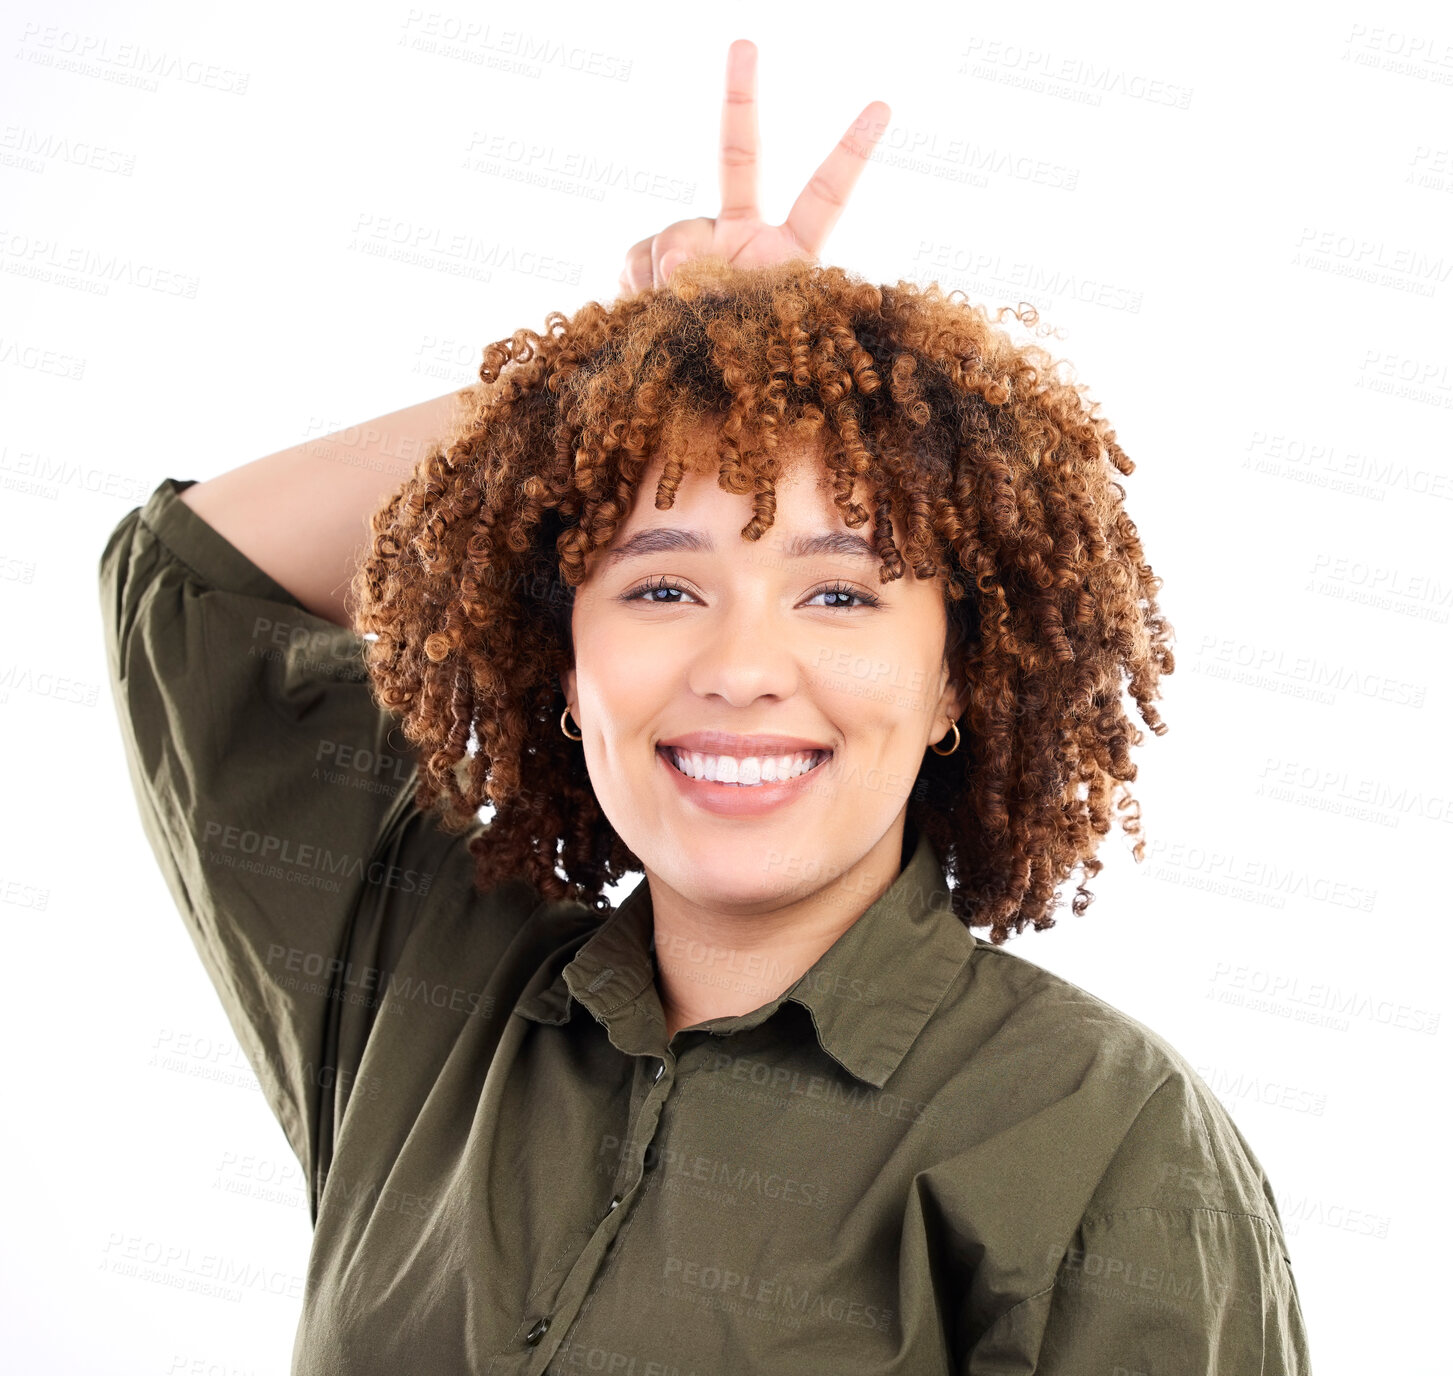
[963,1065,1315,1374]
[98,477,458,1199]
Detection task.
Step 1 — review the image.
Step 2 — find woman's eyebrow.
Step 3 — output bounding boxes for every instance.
[601,527,879,569]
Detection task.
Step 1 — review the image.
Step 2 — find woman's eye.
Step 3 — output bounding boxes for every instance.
[807,584,880,610]
[623,578,694,604]
[621,578,879,609]
[627,581,688,601]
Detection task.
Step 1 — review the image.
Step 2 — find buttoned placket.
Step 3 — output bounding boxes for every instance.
[510,1037,683,1376]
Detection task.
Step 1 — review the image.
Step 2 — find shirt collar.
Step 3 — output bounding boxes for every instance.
[513,820,975,1089]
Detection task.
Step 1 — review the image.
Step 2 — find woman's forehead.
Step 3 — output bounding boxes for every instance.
[627,445,862,534]
[597,439,928,585]
[574,413,937,582]
[637,416,845,506]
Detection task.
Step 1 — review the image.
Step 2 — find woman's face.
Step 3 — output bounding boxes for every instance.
[561,426,963,913]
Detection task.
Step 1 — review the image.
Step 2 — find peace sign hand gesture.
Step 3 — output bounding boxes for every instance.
[616,38,891,297]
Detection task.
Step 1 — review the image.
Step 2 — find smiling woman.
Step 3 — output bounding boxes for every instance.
[98,36,1311,1376]
[333,255,1303,1367]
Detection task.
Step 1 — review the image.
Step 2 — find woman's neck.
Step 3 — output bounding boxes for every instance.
[650,816,912,1041]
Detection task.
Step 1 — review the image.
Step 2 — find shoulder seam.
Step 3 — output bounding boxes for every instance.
[1076,1205,1298,1270]
[1080,1203,1279,1231]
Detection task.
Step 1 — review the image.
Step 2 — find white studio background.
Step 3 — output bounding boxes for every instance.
[3,1,1449,1371]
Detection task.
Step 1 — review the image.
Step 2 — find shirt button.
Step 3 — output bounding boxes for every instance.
[524,1316,550,1345]
[652,1061,665,1083]
[607,1194,621,1212]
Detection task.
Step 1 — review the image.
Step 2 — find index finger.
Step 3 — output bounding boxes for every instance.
[780,101,892,258]
[719,38,761,225]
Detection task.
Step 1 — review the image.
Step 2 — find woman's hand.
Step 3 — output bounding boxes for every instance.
[617,38,891,297]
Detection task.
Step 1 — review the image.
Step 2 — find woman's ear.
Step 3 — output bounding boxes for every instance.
[559,666,576,714]
[936,669,966,737]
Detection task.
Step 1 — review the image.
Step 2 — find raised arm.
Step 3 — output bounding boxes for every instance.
[177,387,465,629]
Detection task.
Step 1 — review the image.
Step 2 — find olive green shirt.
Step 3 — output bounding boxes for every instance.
[99,477,1313,1375]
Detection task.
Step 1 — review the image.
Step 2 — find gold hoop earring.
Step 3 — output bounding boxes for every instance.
[560,706,582,741]
[929,721,960,756]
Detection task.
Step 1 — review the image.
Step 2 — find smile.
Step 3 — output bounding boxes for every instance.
[660,746,831,787]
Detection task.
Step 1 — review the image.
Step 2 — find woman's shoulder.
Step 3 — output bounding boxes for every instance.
[965,939,1192,1086]
[948,939,1284,1226]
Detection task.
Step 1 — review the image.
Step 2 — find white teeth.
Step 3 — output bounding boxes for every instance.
[667,748,827,786]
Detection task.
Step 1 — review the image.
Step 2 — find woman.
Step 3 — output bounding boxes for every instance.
[99,39,1310,1376]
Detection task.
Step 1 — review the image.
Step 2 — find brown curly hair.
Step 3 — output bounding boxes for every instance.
[348,256,1174,944]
